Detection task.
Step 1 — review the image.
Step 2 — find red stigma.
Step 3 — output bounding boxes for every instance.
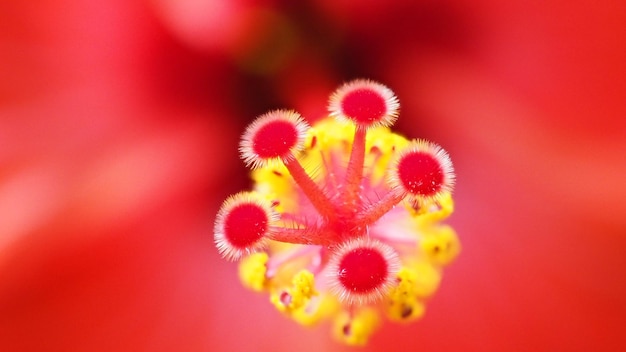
[224,203,269,248]
[338,247,388,294]
[397,151,444,197]
[341,88,387,125]
[252,120,298,159]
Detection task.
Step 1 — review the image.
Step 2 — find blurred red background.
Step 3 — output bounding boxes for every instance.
[1,0,625,351]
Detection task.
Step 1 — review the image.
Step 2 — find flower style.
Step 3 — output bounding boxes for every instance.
[213,79,459,345]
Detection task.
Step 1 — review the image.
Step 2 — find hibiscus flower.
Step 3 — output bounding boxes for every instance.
[1,0,625,351]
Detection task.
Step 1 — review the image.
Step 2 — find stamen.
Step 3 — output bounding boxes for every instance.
[238,252,269,292]
[411,192,455,224]
[386,267,427,322]
[271,270,317,313]
[291,295,339,327]
[411,262,442,298]
[332,307,381,346]
[420,225,461,266]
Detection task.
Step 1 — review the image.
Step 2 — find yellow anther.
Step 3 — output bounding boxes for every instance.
[252,165,296,212]
[420,225,461,266]
[271,270,317,313]
[303,118,412,186]
[307,118,355,152]
[386,267,428,322]
[366,128,410,184]
[238,252,269,292]
[412,262,442,298]
[292,270,316,301]
[333,308,381,346]
[409,192,455,224]
[387,297,425,322]
[291,294,340,326]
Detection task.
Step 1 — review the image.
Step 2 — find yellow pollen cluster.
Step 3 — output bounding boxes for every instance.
[386,265,439,321]
[333,307,381,346]
[271,270,317,312]
[238,252,269,292]
[420,225,461,266]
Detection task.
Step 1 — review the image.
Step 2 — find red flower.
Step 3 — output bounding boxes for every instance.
[1,0,625,351]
